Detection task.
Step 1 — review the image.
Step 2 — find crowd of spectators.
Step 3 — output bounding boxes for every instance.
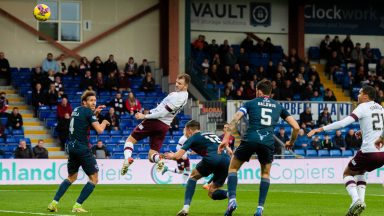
[317,34,383,102]
[191,34,335,103]
[28,53,156,147]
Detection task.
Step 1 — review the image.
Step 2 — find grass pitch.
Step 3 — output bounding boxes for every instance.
[0,184,383,215]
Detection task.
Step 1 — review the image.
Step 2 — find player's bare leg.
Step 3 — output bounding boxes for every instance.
[121,136,137,175]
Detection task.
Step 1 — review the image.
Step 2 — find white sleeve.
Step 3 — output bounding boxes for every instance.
[323,116,356,131]
[165,93,186,112]
[350,104,364,121]
[145,105,169,119]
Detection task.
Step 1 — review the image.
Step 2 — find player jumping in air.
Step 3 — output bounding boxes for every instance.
[47,90,110,213]
[165,120,230,216]
[121,74,190,175]
[162,129,191,185]
[219,79,300,216]
[308,85,384,216]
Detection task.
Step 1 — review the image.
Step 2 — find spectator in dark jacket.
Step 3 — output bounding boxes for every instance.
[32,83,46,117]
[275,127,289,158]
[137,59,151,77]
[7,107,23,131]
[46,83,58,106]
[318,107,332,127]
[33,139,49,159]
[56,113,70,150]
[333,130,346,150]
[14,140,33,158]
[0,52,10,85]
[104,54,118,75]
[345,129,362,150]
[80,70,94,90]
[107,92,125,116]
[311,136,321,150]
[92,140,110,159]
[140,72,156,93]
[300,107,314,129]
[102,107,120,131]
[0,91,9,117]
[31,67,44,88]
[105,71,118,91]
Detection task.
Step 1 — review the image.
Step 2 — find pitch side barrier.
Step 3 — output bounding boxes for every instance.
[0,159,383,185]
[227,101,353,123]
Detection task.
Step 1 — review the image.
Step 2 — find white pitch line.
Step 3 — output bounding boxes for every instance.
[0,210,73,216]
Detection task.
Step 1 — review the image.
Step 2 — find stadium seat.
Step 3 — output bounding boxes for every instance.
[294,149,305,157]
[318,150,330,157]
[113,153,124,159]
[330,149,341,157]
[138,153,148,159]
[306,150,318,157]
[342,150,353,157]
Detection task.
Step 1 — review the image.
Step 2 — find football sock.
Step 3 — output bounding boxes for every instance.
[151,153,161,163]
[211,189,228,200]
[53,179,72,202]
[227,172,238,200]
[207,175,214,184]
[167,167,178,173]
[258,178,270,207]
[184,179,197,206]
[356,175,366,202]
[123,141,134,159]
[182,172,189,183]
[344,176,359,203]
[76,182,95,204]
[183,205,190,211]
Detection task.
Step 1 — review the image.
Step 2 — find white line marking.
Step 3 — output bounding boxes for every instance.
[0,210,73,216]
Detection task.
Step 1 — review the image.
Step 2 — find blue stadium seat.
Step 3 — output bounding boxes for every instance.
[113,153,124,159]
[318,149,330,157]
[306,150,318,157]
[138,153,148,159]
[342,150,353,157]
[109,130,122,136]
[294,149,305,157]
[330,149,341,157]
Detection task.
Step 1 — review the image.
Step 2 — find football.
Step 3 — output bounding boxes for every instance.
[33,4,51,21]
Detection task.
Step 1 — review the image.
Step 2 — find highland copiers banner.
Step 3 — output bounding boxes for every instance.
[1,159,383,185]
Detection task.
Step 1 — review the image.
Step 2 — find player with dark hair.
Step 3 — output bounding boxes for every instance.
[220,79,300,216]
[121,74,190,175]
[47,90,110,213]
[308,85,384,216]
[165,120,230,216]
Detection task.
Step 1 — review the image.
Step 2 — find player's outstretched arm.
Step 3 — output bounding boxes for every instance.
[165,149,187,160]
[307,116,356,138]
[218,111,244,154]
[284,116,300,150]
[92,120,110,134]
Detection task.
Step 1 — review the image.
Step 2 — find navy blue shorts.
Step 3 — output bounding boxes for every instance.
[196,155,230,187]
[235,141,274,164]
[67,145,98,176]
